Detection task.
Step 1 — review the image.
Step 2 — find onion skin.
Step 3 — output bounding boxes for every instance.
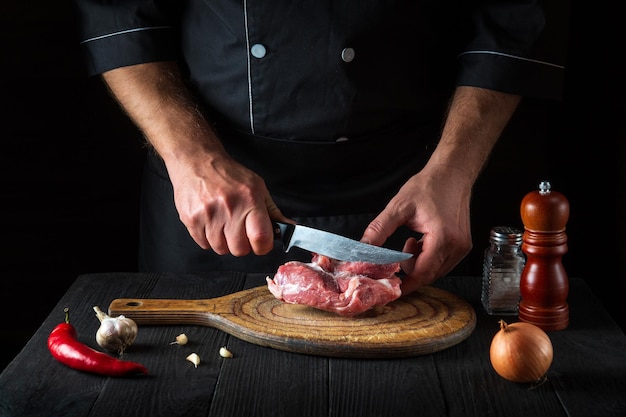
[489,320,553,383]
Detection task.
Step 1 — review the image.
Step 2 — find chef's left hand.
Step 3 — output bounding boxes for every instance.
[360,168,473,295]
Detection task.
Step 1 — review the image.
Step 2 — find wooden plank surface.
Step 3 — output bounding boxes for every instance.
[429,278,568,417]
[0,273,625,417]
[546,278,626,417]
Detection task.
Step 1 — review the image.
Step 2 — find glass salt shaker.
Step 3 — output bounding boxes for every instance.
[481,226,525,315]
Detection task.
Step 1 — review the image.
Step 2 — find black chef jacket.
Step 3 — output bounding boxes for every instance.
[73,0,566,272]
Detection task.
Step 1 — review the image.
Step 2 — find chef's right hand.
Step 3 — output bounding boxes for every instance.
[166,151,289,257]
[100,62,291,258]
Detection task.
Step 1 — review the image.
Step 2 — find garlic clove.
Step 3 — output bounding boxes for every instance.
[219,346,233,358]
[170,333,188,345]
[186,353,200,368]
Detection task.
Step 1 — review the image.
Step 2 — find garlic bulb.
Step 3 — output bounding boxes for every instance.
[93,306,138,355]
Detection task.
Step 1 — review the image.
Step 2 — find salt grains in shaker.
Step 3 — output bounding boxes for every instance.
[481,226,525,315]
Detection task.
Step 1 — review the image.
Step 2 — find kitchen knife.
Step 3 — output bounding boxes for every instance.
[274,221,413,264]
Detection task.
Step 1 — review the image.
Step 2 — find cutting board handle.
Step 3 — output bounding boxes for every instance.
[109,298,224,326]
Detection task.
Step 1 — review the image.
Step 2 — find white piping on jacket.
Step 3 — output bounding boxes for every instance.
[459,50,565,69]
[79,26,172,44]
[243,0,255,134]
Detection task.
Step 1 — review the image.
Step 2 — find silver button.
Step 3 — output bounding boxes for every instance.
[251,43,267,58]
[336,136,349,142]
[341,48,355,62]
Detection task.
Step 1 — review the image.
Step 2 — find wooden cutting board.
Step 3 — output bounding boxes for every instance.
[109,285,476,358]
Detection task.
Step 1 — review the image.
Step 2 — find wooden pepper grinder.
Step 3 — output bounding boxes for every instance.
[518,180,570,331]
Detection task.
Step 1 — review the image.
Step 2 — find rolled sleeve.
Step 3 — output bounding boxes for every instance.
[73,0,181,76]
[456,0,568,101]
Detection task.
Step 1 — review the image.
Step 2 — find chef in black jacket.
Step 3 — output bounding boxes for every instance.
[74,0,564,294]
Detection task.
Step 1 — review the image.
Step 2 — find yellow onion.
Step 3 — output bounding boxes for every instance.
[489,320,553,383]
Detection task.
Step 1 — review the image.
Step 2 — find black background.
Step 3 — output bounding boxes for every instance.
[1,1,624,372]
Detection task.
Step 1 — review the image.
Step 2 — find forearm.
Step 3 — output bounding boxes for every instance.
[101,61,228,168]
[425,86,521,187]
[102,61,283,255]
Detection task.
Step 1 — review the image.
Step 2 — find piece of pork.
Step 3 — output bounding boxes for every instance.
[266,254,402,317]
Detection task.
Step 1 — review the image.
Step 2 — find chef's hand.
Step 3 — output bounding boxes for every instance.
[360,168,473,295]
[167,151,290,257]
[100,62,292,258]
[361,87,519,294]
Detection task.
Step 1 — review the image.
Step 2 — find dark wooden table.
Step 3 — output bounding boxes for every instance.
[1,272,625,417]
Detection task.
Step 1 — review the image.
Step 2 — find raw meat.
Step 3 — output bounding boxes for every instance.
[266,254,402,317]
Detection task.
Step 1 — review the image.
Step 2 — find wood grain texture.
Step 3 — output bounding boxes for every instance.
[2,273,626,417]
[109,285,476,358]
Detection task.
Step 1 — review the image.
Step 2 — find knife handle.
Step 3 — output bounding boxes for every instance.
[273,221,294,251]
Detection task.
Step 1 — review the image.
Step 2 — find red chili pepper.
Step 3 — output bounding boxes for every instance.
[47,307,148,377]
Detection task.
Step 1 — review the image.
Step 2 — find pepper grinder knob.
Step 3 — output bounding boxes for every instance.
[518,180,570,331]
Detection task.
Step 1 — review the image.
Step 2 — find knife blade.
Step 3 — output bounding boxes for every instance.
[273,222,413,264]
